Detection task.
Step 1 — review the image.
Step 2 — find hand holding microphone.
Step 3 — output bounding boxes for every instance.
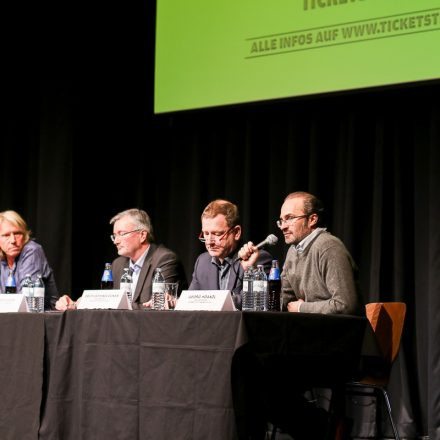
[236,234,278,266]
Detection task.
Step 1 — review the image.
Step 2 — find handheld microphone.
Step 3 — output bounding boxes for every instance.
[235,234,278,261]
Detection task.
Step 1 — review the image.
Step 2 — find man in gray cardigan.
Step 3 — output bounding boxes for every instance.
[237,191,362,439]
[278,191,361,315]
[239,191,360,315]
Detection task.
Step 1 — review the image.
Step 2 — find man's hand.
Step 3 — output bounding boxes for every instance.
[287,299,304,313]
[238,241,260,270]
[142,299,153,309]
[55,295,77,311]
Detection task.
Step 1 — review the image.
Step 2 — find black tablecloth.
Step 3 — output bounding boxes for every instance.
[40,310,244,440]
[232,312,367,439]
[0,313,45,440]
[0,310,367,440]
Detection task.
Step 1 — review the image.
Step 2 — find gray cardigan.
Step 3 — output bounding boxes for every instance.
[281,230,361,314]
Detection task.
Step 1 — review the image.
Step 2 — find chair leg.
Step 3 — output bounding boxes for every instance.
[326,386,346,440]
[380,388,400,440]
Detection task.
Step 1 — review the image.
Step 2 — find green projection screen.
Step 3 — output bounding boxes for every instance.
[155,0,440,113]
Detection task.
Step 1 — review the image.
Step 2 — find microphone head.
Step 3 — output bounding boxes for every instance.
[265,234,278,246]
[253,234,279,251]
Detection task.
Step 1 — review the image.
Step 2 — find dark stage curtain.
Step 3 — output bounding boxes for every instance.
[1,50,439,440]
[1,80,72,295]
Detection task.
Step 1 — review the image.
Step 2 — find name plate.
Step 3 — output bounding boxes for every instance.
[175,290,236,311]
[77,289,132,310]
[0,294,29,313]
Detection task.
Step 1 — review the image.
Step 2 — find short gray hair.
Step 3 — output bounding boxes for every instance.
[110,208,155,242]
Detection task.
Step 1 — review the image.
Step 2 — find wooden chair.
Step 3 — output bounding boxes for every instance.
[341,302,407,440]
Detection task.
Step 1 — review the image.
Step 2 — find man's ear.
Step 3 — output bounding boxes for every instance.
[234,225,242,241]
[308,213,318,228]
[140,230,149,244]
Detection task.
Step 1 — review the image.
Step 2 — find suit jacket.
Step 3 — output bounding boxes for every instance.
[189,248,273,308]
[112,243,187,307]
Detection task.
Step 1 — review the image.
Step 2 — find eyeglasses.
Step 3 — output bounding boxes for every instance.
[198,227,235,244]
[110,229,143,243]
[276,215,309,228]
[0,231,24,241]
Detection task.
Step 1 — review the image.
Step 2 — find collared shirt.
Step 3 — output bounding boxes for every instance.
[129,246,150,293]
[0,240,58,309]
[294,227,327,254]
[211,255,235,290]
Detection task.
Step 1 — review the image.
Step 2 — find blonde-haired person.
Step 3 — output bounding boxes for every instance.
[0,210,59,309]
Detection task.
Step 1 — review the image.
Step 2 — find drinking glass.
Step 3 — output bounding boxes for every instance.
[164,282,179,310]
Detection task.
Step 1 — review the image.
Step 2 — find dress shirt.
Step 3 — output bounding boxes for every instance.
[129,247,150,294]
[0,240,59,309]
[294,227,327,254]
[211,256,234,290]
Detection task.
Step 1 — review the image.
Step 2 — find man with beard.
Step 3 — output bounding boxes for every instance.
[238,192,361,439]
[240,191,360,314]
[278,191,360,314]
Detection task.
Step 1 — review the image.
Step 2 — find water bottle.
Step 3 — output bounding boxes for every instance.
[101,263,114,289]
[33,274,45,313]
[22,273,35,311]
[241,266,254,311]
[253,264,267,311]
[5,269,17,293]
[120,268,133,304]
[152,267,165,310]
[268,260,281,312]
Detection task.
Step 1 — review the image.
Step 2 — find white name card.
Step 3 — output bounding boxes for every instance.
[77,289,132,310]
[0,294,29,313]
[175,290,236,311]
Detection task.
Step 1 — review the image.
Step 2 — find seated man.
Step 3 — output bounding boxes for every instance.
[237,191,362,439]
[189,199,272,309]
[0,210,59,309]
[56,208,187,310]
[240,191,361,314]
[279,191,361,314]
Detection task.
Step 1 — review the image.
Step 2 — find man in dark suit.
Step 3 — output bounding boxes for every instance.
[110,209,187,307]
[189,199,272,309]
[55,208,187,310]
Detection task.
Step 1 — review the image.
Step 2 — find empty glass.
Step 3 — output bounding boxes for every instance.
[164,282,179,310]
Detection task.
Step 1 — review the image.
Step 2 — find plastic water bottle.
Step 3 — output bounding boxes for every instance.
[33,274,45,313]
[152,267,165,310]
[268,260,281,311]
[101,263,114,289]
[241,266,254,311]
[5,269,17,293]
[253,264,267,311]
[22,273,35,311]
[120,268,133,304]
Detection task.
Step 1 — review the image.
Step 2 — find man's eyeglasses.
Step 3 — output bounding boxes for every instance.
[110,229,143,243]
[198,227,235,245]
[276,215,309,228]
